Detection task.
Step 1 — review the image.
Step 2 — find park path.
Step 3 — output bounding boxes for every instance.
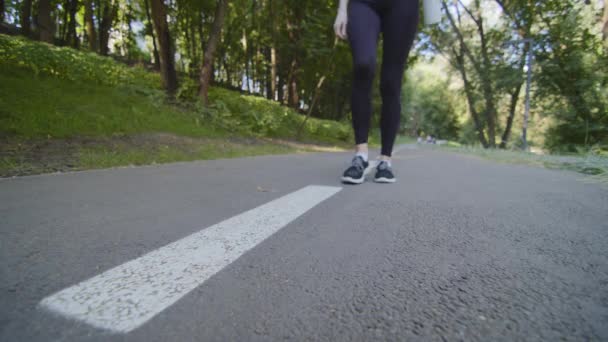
[1,145,607,341]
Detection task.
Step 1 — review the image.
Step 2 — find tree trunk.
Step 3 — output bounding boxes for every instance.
[270,47,277,100]
[99,0,117,56]
[0,0,4,23]
[38,0,54,43]
[499,45,529,149]
[444,0,492,148]
[188,15,198,76]
[499,84,523,149]
[242,29,251,93]
[267,0,277,100]
[84,0,97,51]
[224,59,231,86]
[61,0,69,43]
[454,47,489,148]
[603,0,608,47]
[199,0,228,105]
[287,57,299,108]
[150,0,178,94]
[285,4,304,109]
[470,1,496,147]
[66,0,79,48]
[20,0,32,37]
[123,1,133,57]
[277,65,284,104]
[264,47,272,100]
[143,0,159,70]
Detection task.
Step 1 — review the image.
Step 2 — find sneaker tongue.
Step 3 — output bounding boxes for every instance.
[378,161,388,170]
[352,156,364,168]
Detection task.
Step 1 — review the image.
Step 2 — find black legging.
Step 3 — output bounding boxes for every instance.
[347,0,419,157]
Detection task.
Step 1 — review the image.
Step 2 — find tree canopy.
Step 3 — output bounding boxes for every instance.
[1,0,606,151]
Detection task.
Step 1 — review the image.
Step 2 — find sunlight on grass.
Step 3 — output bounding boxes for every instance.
[77,142,295,170]
[435,144,608,184]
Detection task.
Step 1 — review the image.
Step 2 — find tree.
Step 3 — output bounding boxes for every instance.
[423,0,536,148]
[534,0,607,151]
[150,0,178,94]
[603,0,608,46]
[99,0,118,55]
[199,0,229,105]
[64,0,80,48]
[20,0,32,37]
[402,67,460,140]
[143,0,160,70]
[38,0,54,43]
[84,0,98,51]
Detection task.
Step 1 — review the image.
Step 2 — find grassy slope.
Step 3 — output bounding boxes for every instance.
[0,66,219,139]
[0,35,354,176]
[432,142,608,184]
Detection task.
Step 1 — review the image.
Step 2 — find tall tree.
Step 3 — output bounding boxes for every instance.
[199,0,229,105]
[83,0,97,51]
[38,0,54,43]
[534,0,607,150]
[150,0,177,94]
[65,0,79,47]
[268,0,277,100]
[143,0,160,70]
[603,0,608,47]
[495,0,534,148]
[99,0,118,55]
[20,0,32,37]
[284,1,305,109]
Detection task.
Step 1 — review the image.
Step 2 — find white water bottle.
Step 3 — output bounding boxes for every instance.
[423,0,442,25]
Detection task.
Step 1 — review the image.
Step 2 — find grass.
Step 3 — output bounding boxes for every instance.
[0,66,220,139]
[0,65,346,177]
[431,143,608,184]
[0,34,355,177]
[77,139,296,170]
[394,135,417,146]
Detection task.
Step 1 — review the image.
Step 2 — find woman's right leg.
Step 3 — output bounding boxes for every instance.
[347,0,382,148]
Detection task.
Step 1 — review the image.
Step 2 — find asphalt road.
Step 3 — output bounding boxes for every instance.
[1,145,607,341]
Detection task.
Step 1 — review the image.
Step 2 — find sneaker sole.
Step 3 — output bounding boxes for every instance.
[374,177,396,183]
[341,176,365,184]
[341,164,373,184]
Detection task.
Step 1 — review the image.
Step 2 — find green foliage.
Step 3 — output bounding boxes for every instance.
[439,143,608,184]
[533,1,608,152]
[0,65,217,139]
[0,34,352,147]
[204,87,353,144]
[0,34,161,89]
[401,65,460,140]
[421,0,607,150]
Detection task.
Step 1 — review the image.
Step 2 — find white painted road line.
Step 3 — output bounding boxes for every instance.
[40,185,342,333]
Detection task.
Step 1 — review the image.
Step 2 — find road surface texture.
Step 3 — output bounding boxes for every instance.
[1,145,607,341]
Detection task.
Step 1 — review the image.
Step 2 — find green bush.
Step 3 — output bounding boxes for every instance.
[206,87,353,143]
[0,34,352,146]
[0,34,160,89]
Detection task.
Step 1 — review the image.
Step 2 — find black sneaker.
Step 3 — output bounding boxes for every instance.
[374,161,396,183]
[341,156,369,184]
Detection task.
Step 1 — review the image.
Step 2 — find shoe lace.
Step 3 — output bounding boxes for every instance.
[351,156,365,171]
[377,161,390,171]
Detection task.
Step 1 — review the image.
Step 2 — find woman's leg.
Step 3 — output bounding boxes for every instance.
[347,1,382,149]
[378,0,419,158]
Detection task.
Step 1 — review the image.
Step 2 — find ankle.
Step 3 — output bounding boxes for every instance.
[378,155,392,167]
[355,143,368,153]
[355,144,369,162]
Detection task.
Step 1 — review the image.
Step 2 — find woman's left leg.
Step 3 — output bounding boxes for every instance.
[378,0,419,158]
